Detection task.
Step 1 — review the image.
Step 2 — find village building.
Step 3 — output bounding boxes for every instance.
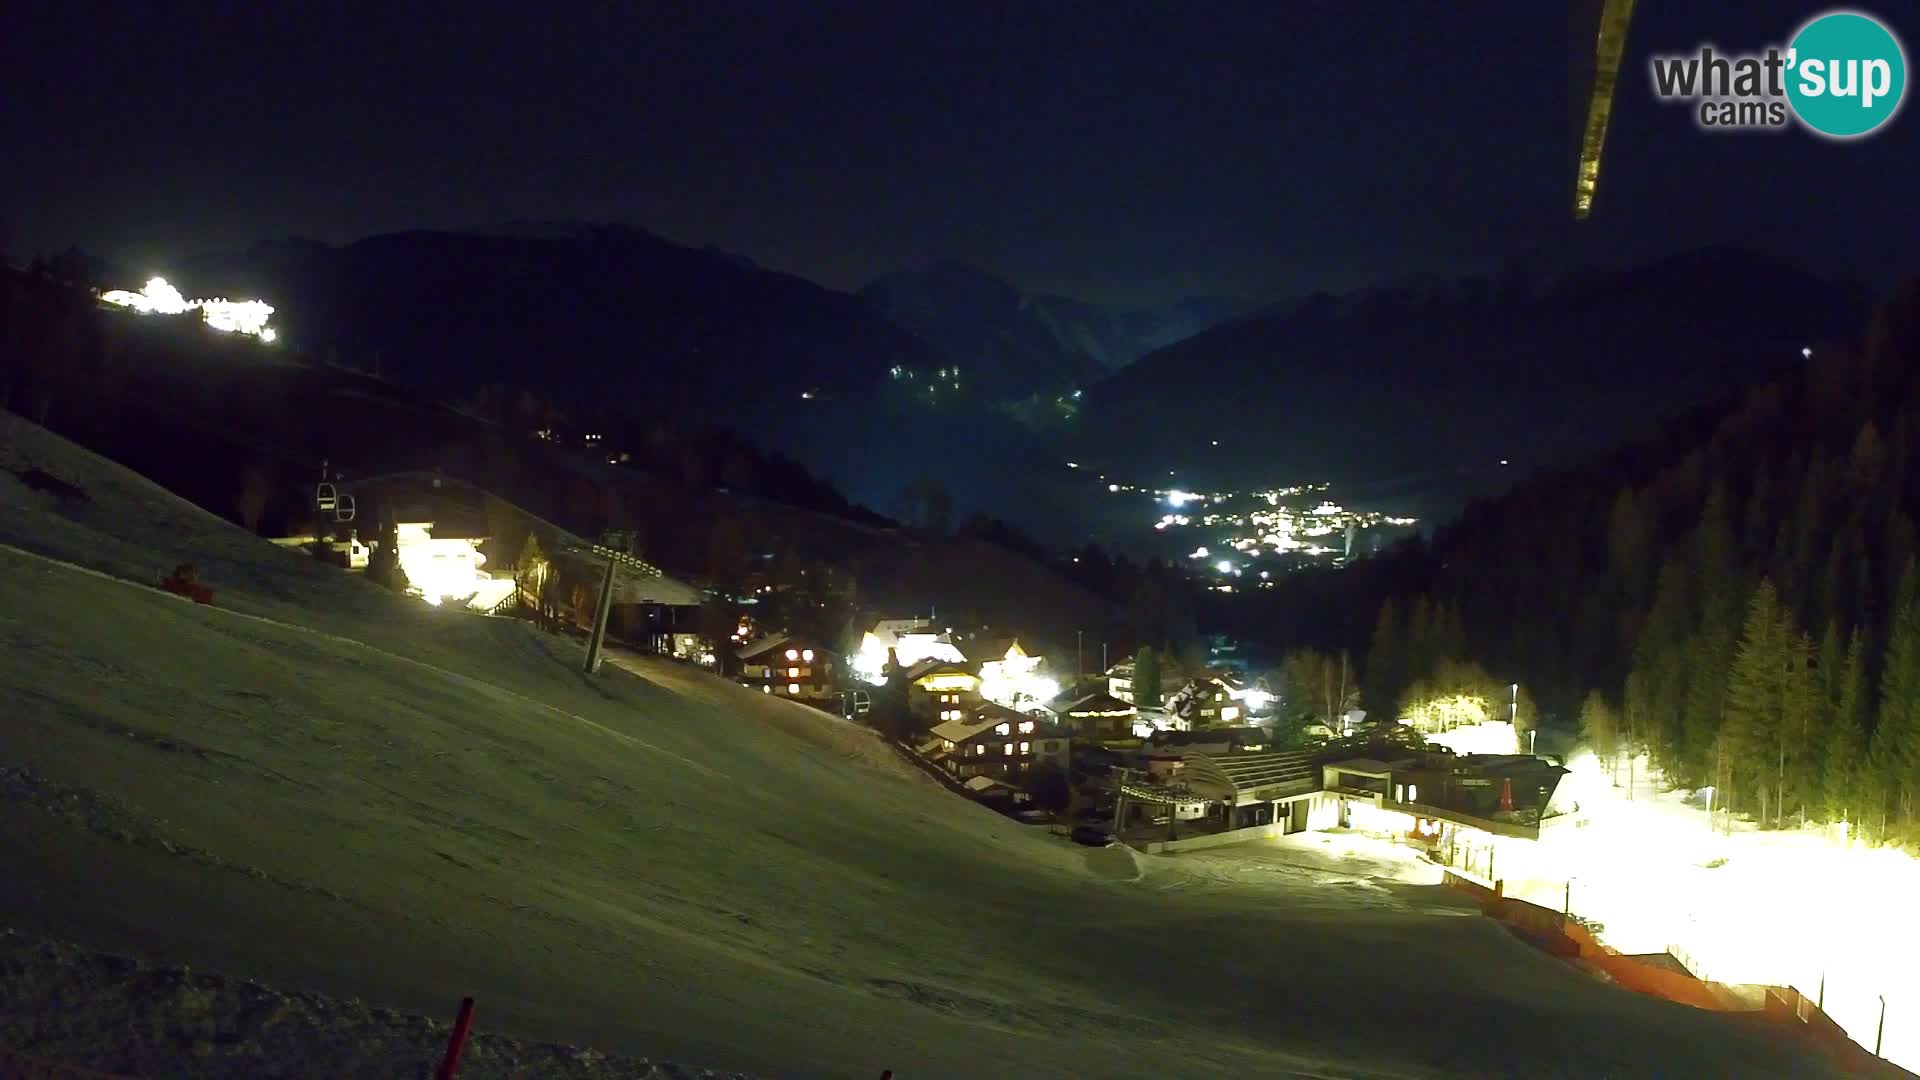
[964,634,1059,711]
[737,633,837,704]
[1165,672,1248,729]
[846,614,965,685]
[1049,692,1139,745]
[923,702,1071,782]
[904,659,983,727]
[1107,726,1583,861]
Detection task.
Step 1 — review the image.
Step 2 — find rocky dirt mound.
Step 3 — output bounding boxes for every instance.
[0,931,754,1079]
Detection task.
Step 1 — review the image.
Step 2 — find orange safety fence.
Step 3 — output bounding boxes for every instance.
[1443,875,1901,1075]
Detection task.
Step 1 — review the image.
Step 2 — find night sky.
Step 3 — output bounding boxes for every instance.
[3,1,1912,304]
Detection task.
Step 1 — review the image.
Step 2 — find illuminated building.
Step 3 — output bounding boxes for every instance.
[903,659,983,727]
[737,634,836,703]
[1051,692,1139,745]
[966,636,1059,711]
[1165,673,1247,728]
[920,702,1072,782]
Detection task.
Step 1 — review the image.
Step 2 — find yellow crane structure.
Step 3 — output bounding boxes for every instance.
[1574,0,1639,220]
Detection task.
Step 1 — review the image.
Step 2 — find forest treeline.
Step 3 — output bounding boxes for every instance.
[1263,280,1920,839]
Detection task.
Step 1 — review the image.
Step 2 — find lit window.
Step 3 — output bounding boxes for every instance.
[995,724,1010,735]
[787,684,800,695]
[1408,784,1418,802]
[943,739,955,750]
[788,667,800,678]
[1019,741,1030,753]
[785,649,799,661]
[1003,743,1014,756]
[802,649,814,662]
[1017,721,1034,734]
[975,744,986,756]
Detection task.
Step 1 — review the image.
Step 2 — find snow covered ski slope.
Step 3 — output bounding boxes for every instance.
[0,413,1861,1077]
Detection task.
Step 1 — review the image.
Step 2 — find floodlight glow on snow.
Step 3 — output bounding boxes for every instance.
[1166,490,1197,507]
[1215,560,1233,574]
[395,522,496,608]
[979,644,1055,709]
[1426,720,1520,756]
[100,277,278,340]
[894,632,965,668]
[1230,686,1275,711]
[852,632,890,686]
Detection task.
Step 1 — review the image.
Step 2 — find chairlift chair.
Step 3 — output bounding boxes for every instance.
[333,493,356,523]
[315,481,338,513]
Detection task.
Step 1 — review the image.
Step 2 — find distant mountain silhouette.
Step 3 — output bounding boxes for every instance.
[859,261,1250,398]
[175,227,1071,527]
[1074,247,1871,517]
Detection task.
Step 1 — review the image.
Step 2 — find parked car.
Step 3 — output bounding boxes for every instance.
[1070,825,1114,847]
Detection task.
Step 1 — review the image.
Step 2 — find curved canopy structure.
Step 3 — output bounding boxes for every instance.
[1181,750,1319,805]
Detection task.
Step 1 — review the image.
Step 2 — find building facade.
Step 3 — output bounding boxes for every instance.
[738,634,837,703]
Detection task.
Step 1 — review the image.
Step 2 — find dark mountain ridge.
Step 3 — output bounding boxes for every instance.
[1078,248,1872,520]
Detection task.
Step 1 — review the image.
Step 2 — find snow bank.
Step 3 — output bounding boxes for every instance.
[0,929,751,1079]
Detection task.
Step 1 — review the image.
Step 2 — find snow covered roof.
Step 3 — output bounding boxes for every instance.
[733,626,794,661]
[963,774,1017,794]
[929,715,1000,744]
[1057,692,1135,716]
[962,635,1024,663]
[902,658,977,683]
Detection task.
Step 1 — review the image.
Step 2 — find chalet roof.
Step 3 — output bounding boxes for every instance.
[903,658,978,683]
[736,633,830,661]
[736,634,793,661]
[930,715,1001,744]
[963,774,1019,794]
[1058,692,1136,716]
[963,635,1022,663]
[976,702,1071,737]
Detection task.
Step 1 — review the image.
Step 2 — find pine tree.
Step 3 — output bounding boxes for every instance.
[1723,579,1787,825]
[1875,559,1920,832]
[1782,629,1820,825]
[1682,491,1744,786]
[1364,597,1401,715]
[1132,646,1162,708]
[1580,690,1619,780]
[1825,628,1868,826]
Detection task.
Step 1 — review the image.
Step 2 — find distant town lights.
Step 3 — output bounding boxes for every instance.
[1214,559,1233,574]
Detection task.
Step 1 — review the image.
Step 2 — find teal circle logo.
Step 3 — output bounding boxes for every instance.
[1786,11,1907,138]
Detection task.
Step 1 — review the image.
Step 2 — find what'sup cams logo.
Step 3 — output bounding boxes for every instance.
[1650,9,1907,138]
